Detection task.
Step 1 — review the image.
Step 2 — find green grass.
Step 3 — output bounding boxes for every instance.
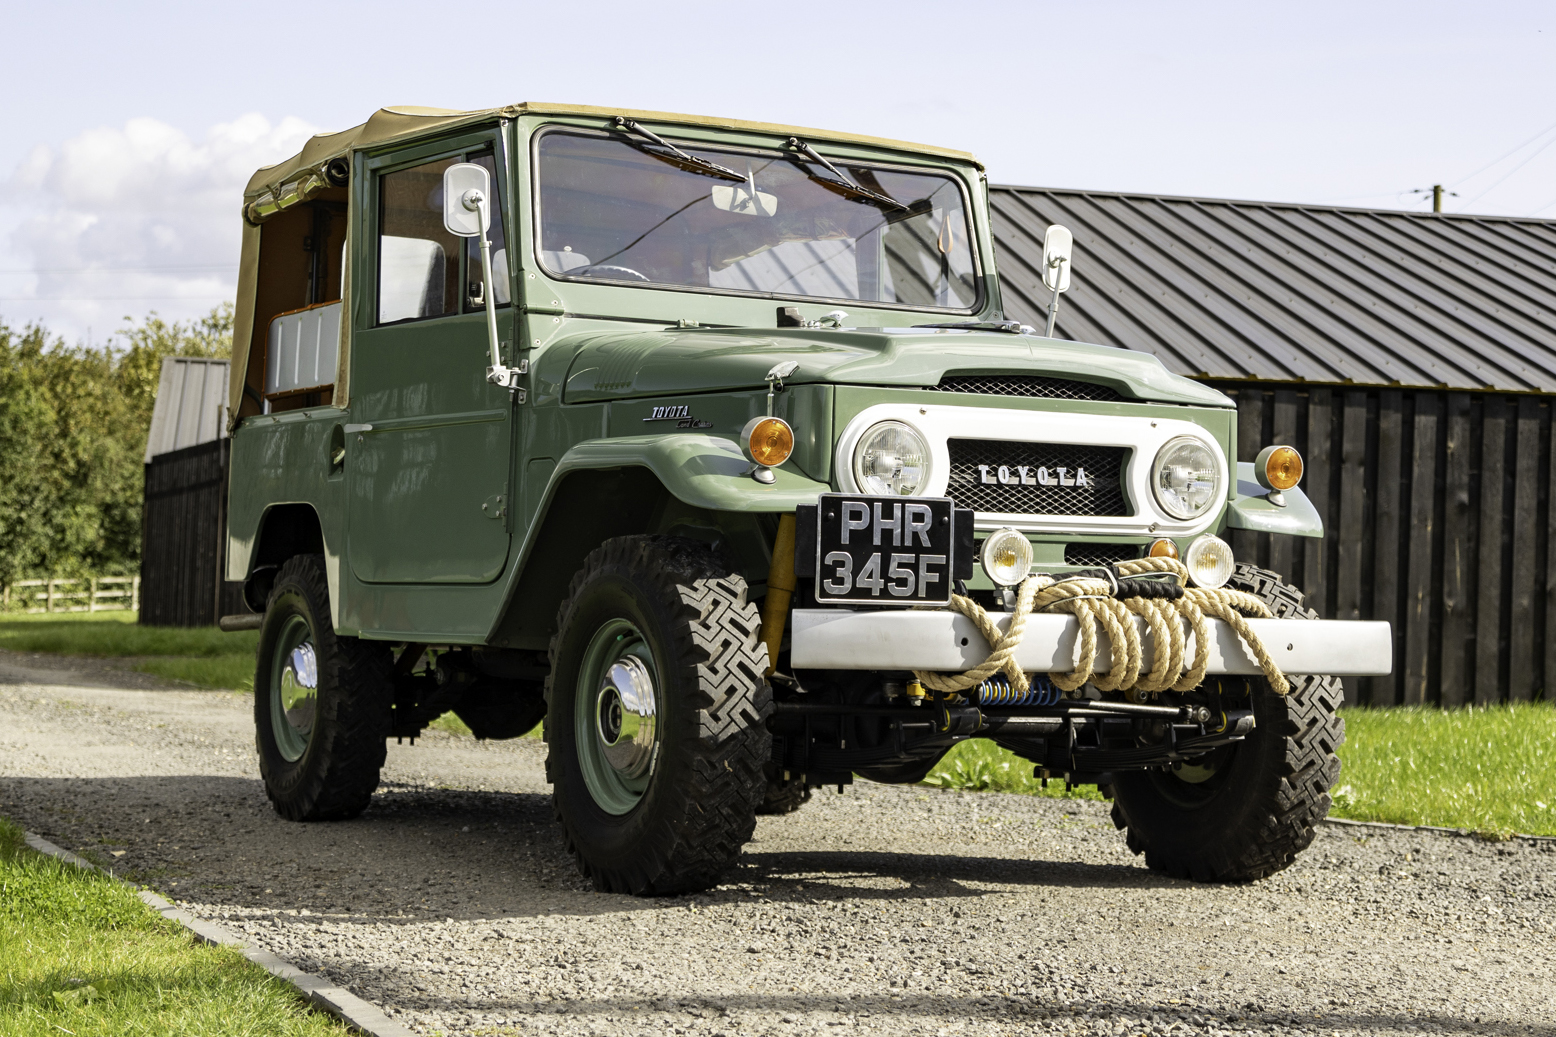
[1332,704,1556,837]
[0,611,257,691]
[0,816,347,1036]
[922,705,1556,837]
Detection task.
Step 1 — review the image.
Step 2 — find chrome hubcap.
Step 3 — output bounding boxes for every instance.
[595,655,657,779]
[270,615,317,762]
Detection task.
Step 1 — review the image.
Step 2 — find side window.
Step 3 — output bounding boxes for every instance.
[375,147,509,325]
[378,157,460,323]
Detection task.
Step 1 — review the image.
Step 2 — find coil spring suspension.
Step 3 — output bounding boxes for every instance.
[975,674,1061,706]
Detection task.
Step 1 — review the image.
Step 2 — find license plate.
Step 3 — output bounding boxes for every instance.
[812,493,955,606]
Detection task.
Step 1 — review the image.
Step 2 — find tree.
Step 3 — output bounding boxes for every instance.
[0,305,232,592]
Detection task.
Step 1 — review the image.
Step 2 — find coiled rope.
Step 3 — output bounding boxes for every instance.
[912,556,1291,698]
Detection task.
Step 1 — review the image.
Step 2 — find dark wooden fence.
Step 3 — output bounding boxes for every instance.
[1207,381,1553,707]
[140,439,246,627]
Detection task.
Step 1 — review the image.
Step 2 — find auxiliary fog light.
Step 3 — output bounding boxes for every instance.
[1148,538,1179,560]
[741,416,795,468]
[1255,444,1304,491]
[1184,534,1234,589]
[980,528,1033,587]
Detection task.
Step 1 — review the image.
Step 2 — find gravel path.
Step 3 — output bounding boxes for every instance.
[2,650,1553,1037]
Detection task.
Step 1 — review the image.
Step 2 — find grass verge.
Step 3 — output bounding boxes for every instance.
[0,611,257,691]
[0,816,347,1036]
[922,705,1556,837]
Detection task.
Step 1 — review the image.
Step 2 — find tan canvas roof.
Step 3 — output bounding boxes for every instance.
[244,101,982,199]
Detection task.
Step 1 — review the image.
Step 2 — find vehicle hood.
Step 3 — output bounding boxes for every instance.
[560,326,1231,408]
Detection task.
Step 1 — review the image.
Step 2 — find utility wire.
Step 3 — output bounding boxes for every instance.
[1449,119,1556,189]
[1457,132,1556,212]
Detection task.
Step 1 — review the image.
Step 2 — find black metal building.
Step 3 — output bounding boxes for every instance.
[990,186,1556,706]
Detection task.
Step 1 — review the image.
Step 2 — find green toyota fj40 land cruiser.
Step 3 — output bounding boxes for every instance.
[225,103,1392,894]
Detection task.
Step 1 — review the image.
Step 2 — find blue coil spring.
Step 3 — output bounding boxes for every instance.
[976,674,1061,706]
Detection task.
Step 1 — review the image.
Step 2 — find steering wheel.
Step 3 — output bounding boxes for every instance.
[576,264,651,283]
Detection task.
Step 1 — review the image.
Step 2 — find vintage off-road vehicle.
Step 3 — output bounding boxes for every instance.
[225,103,1392,893]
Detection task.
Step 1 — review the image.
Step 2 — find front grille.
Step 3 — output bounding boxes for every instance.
[947,439,1131,516]
[1064,542,1142,567]
[936,374,1124,402]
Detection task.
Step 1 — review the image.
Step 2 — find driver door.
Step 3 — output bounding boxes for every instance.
[347,134,516,584]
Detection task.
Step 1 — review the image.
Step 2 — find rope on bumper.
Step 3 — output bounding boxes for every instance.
[912,556,1290,697]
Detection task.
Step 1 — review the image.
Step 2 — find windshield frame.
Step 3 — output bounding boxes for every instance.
[528,124,985,316]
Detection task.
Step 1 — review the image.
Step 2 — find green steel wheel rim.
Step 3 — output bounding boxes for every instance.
[269,614,318,763]
[574,618,661,816]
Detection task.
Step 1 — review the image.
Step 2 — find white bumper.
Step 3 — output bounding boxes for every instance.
[790,609,1393,677]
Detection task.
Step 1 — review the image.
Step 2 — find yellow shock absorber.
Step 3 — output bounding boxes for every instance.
[760,513,798,675]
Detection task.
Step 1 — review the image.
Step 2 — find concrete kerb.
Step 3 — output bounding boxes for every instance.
[21,831,416,1037]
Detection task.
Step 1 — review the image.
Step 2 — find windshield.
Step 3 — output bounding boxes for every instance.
[534,131,979,311]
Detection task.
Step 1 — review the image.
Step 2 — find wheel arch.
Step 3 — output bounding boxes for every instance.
[243,503,329,613]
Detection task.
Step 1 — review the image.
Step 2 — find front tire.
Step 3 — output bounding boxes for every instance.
[1107,563,1345,882]
[546,536,771,895]
[255,554,392,822]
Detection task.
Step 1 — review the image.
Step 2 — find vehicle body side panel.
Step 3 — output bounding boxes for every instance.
[1224,462,1323,538]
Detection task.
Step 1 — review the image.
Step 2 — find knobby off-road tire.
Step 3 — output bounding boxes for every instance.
[255,554,393,822]
[545,536,772,895]
[755,776,812,816]
[1106,563,1345,882]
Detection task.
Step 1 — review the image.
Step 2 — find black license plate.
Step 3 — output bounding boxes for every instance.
[811,493,955,606]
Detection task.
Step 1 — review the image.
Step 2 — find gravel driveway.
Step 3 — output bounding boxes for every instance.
[1,650,1552,1037]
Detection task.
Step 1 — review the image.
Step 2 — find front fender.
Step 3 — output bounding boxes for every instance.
[556,434,830,512]
[1223,462,1323,538]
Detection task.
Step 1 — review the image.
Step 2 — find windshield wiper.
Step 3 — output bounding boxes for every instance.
[915,320,1034,334]
[613,117,746,182]
[785,137,908,211]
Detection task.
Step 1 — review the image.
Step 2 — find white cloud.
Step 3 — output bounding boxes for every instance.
[2,113,319,342]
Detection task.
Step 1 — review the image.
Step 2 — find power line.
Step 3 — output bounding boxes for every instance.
[1450,119,1556,189]
[1457,132,1556,212]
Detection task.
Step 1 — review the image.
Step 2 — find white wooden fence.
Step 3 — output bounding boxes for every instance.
[2,577,141,614]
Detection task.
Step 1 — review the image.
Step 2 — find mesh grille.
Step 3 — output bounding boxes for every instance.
[1063,542,1142,568]
[936,374,1124,402]
[946,440,1131,516]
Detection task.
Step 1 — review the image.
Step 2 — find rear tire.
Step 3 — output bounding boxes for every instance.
[255,555,392,822]
[545,536,771,895]
[755,776,812,815]
[1106,563,1344,882]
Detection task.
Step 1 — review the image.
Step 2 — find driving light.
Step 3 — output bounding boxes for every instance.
[1184,534,1234,589]
[1152,436,1223,520]
[741,416,794,468]
[1149,538,1179,560]
[853,421,930,495]
[980,528,1033,587]
[1256,444,1303,491]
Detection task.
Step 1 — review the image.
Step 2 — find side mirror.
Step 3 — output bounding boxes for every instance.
[442,163,491,238]
[1041,225,1073,293]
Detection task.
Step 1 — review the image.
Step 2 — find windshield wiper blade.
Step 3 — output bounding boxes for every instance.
[786,136,908,211]
[915,320,1034,334]
[613,117,746,182]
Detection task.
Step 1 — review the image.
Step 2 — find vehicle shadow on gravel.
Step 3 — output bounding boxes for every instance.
[736,849,1174,898]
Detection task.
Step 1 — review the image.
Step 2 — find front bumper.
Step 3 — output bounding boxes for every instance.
[790,609,1393,677]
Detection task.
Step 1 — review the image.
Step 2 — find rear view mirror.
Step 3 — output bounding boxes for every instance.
[711,181,778,217]
[443,163,492,238]
[1042,225,1073,293]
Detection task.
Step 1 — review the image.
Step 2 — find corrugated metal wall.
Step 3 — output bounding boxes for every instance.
[140,439,246,627]
[1210,381,1553,706]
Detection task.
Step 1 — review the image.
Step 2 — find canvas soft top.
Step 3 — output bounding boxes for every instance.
[230,102,982,423]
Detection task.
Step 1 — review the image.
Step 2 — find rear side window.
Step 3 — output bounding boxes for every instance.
[376,149,509,325]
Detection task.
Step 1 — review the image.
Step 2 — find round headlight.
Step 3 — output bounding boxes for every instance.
[853,421,930,495]
[980,528,1033,587]
[1152,436,1223,520]
[1184,534,1234,589]
[1256,444,1303,491]
[741,416,794,468]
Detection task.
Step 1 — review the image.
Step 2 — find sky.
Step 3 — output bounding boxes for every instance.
[2,0,1553,345]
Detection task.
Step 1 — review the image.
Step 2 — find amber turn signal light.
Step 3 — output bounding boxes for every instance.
[1148,538,1179,559]
[741,416,795,468]
[1255,444,1303,491]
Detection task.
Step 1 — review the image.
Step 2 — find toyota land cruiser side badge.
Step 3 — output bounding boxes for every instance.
[643,405,713,429]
